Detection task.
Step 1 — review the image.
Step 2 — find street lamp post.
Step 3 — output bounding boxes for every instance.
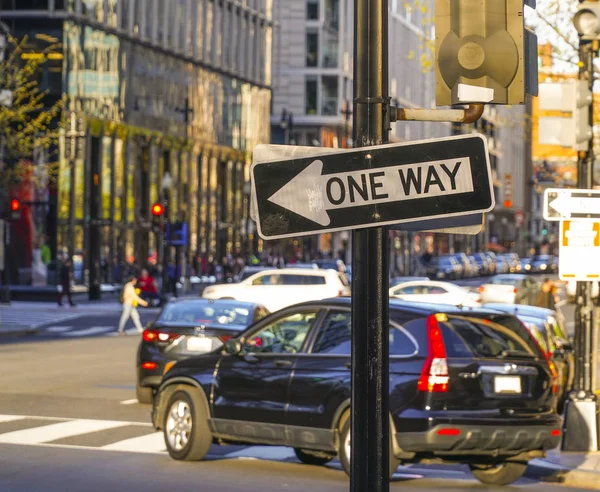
[341,99,352,148]
[161,172,172,301]
[279,109,293,145]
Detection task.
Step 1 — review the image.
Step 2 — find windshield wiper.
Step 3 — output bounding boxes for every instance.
[500,349,535,359]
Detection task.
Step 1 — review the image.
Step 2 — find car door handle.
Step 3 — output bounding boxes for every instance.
[273,359,292,368]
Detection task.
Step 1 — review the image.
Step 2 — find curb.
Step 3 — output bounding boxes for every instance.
[527,460,600,490]
[0,327,40,338]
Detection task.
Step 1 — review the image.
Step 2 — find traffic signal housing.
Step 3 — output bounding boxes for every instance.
[574,1,600,41]
[574,80,593,151]
[435,0,538,105]
[9,198,21,221]
[151,202,164,233]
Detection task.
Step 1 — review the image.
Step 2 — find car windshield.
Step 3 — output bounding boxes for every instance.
[239,270,263,281]
[159,301,253,326]
[488,276,520,286]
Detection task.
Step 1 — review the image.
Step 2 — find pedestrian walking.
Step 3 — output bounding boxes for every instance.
[58,258,76,307]
[117,276,148,334]
[535,277,559,310]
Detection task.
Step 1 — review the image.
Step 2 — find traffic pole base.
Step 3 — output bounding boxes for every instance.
[88,285,101,301]
[561,392,599,452]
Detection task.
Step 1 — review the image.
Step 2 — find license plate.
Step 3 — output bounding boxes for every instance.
[494,376,522,394]
[187,337,212,352]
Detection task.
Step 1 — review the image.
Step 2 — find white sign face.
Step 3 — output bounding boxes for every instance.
[268,157,474,226]
[544,188,600,221]
[559,220,600,281]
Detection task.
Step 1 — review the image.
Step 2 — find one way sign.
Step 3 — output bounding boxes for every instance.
[251,134,494,240]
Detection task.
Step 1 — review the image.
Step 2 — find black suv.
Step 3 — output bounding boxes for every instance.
[152,298,561,486]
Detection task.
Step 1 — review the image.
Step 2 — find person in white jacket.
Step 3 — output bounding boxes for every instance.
[118,276,148,335]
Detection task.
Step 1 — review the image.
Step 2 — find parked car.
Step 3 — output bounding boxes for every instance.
[424,256,461,280]
[521,257,532,273]
[484,252,497,275]
[136,298,270,403]
[389,280,481,307]
[390,276,430,287]
[482,304,574,412]
[529,255,558,274]
[201,268,351,312]
[452,253,477,278]
[499,253,521,273]
[152,298,560,485]
[566,280,599,303]
[467,255,483,277]
[495,256,510,274]
[235,266,272,283]
[479,274,540,305]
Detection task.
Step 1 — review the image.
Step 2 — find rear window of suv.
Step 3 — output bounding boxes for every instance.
[440,314,540,359]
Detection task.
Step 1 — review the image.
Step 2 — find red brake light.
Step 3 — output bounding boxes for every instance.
[523,322,559,394]
[418,314,449,393]
[143,330,157,342]
[478,286,485,293]
[141,361,157,370]
[218,335,232,343]
[551,429,561,437]
[143,329,180,343]
[513,287,517,294]
[437,428,460,436]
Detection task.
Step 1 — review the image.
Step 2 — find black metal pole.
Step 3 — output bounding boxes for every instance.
[351,0,390,490]
[563,39,597,452]
[162,190,170,300]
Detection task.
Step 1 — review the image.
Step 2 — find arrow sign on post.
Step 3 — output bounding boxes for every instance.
[251,134,494,239]
[544,188,600,221]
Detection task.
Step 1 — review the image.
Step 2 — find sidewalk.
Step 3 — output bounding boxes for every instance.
[528,451,600,489]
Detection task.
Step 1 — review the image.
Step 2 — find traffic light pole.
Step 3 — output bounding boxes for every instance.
[162,191,170,302]
[562,38,598,453]
[351,0,391,490]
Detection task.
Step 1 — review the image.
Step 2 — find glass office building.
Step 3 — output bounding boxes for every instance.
[1,0,272,282]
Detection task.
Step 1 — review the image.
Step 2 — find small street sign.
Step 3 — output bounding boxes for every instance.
[559,220,600,281]
[544,188,600,221]
[251,134,494,240]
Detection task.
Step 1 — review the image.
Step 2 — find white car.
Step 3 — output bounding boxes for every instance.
[479,275,539,305]
[388,280,481,307]
[201,268,351,312]
[566,280,599,302]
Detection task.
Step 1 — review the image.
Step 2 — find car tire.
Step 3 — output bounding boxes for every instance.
[338,412,400,479]
[136,383,153,404]
[163,389,212,461]
[469,462,527,485]
[294,448,333,466]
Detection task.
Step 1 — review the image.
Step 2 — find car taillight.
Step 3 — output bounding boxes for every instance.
[337,290,344,297]
[141,361,157,370]
[142,329,180,343]
[513,287,517,294]
[522,322,559,394]
[218,335,233,343]
[418,314,449,393]
[479,286,485,293]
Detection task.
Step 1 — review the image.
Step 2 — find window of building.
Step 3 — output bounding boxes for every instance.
[305,76,318,115]
[321,76,338,116]
[306,28,319,67]
[306,0,319,20]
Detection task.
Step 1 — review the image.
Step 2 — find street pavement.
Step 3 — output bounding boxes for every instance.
[0,316,598,491]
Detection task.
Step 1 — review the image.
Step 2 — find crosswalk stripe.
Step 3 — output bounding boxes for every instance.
[101,432,165,453]
[0,415,25,424]
[0,419,130,444]
[61,327,114,337]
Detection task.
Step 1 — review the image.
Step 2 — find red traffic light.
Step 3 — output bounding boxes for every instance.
[151,203,164,216]
[10,198,20,212]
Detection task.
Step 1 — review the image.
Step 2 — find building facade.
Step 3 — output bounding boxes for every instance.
[1,0,273,285]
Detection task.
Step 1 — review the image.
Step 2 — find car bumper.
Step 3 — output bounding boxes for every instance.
[396,421,561,456]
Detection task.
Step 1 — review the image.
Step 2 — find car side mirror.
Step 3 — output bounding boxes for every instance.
[224,339,242,355]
